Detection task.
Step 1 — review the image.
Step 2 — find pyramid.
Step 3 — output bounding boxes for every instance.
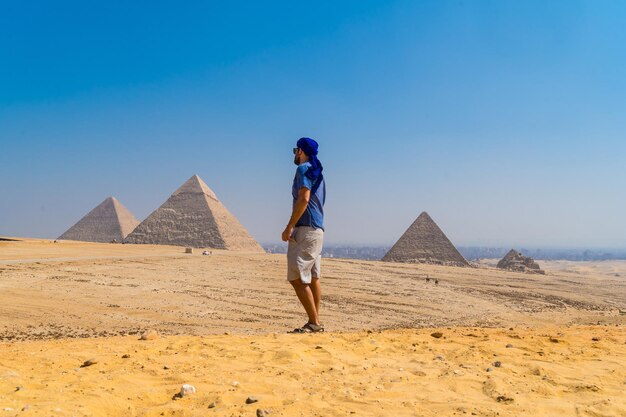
[497,249,544,274]
[382,211,469,266]
[59,197,140,243]
[124,175,263,251]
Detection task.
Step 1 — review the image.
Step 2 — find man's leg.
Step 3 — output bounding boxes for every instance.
[289,279,320,325]
[310,277,321,317]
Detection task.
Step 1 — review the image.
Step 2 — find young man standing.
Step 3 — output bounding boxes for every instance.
[282,137,326,333]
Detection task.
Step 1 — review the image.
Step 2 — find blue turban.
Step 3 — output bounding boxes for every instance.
[297,137,324,192]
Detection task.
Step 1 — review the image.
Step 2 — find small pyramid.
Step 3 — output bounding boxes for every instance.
[124,175,263,251]
[382,211,469,266]
[59,197,139,243]
[497,249,544,274]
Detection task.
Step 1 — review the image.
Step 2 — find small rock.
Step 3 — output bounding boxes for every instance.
[163,365,170,370]
[486,367,494,372]
[231,381,240,387]
[21,405,30,412]
[431,332,443,339]
[496,395,514,403]
[179,384,196,397]
[246,396,259,404]
[15,386,24,391]
[208,402,217,408]
[505,344,513,348]
[140,330,159,341]
[549,337,559,343]
[435,355,445,361]
[121,354,131,359]
[82,358,98,367]
[494,361,502,368]
[592,337,600,342]
[315,345,323,349]
[256,409,270,417]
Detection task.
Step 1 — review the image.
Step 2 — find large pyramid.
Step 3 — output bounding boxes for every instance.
[124,175,263,251]
[59,196,139,243]
[382,211,469,266]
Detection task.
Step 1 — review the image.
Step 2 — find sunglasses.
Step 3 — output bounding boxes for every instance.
[293,147,299,154]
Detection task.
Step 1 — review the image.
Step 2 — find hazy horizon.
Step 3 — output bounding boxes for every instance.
[1,1,625,248]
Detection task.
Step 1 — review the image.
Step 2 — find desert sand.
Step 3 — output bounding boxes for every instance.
[1,238,625,416]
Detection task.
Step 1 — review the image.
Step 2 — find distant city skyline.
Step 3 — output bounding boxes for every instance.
[1,1,625,248]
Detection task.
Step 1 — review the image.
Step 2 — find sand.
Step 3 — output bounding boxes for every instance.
[1,238,625,416]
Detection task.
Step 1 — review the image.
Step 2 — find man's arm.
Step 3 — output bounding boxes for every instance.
[282,187,311,242]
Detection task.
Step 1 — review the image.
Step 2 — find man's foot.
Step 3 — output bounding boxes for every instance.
[289,322,324,333]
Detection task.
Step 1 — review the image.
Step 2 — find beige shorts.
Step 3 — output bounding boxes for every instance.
[287,226,324,284]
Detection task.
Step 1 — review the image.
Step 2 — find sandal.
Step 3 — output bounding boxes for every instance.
[289,322,325,333]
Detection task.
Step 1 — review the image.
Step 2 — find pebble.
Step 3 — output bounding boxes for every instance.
[163,365,170,370]
[257,409,270,417]
[486,367,494,372]
[179,384,196,397]
[208,402,217,408]
[246,396,259,404]
[506,344,513,348]
[140,330,160,341]
[494,361,502,368]
[121,354,130,359]
[82,358,98,367]
[592,337,600,342]
[435,356,445,361]
[431,332,443,339]
[231,381,240,387]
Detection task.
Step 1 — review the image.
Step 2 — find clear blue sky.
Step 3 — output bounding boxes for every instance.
[1,1,625,248]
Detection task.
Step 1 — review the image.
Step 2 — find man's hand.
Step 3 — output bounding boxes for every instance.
[282,225,294,242]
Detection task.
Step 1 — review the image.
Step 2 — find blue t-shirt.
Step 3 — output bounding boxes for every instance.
[292,162,326,230]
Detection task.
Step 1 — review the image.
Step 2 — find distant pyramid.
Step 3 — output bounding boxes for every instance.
[59,197,139,243]
[497,249,544,274]
[124,175,263,251]
[382,211,469,266]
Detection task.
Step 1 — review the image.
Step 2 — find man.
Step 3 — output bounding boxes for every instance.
[282,137,326,333]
